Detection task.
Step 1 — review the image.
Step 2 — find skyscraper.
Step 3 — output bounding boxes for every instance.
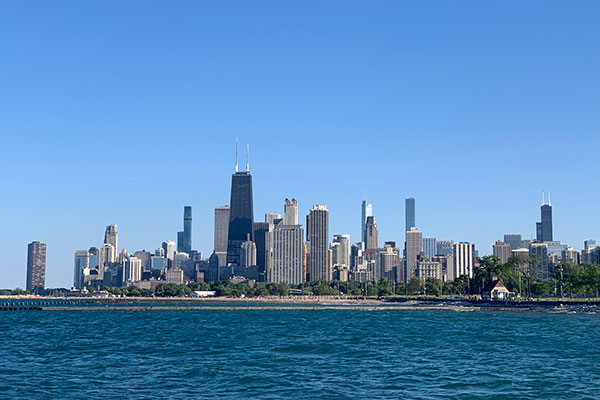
[307,205,329,281]
[74,250,90,289]
[584,240,596,250]
[265,212,282,225]
[361,199,373,243]
[436,240,454,257]
[214,206,230,266]
[404,227,422,282]
[226,142,254,270]
[504,234,522,251]
[332,234,351,267]
[240,236,257,268]
[162,241,176,261]
[26,241,46,293]
[100,243,115,267]
[423,237,437,260]
[177,206,192,254]
[493,241,511,264]
[104,224,118,254]
[272,224,304,284]
[536,193,553,242]
[253,222,269,279]
[284,198,298,225]
[405,198,416,232]
[453,242,474,278]
[125,257,142,282]
[364,216,378,250]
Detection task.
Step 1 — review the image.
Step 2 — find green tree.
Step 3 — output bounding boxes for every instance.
[424,278,442,296]
[407,277,423,295]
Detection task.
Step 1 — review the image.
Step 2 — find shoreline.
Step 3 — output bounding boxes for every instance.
[2,295,598,312]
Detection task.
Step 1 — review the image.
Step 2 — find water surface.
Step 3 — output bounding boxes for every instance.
[1,309,598,399]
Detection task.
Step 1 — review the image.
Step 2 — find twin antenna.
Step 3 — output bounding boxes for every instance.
[235,137,250,173]
[541,191,552,207]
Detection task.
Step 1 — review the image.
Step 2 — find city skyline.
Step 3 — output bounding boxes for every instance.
[2,1,600,288]
[11,154,600,289]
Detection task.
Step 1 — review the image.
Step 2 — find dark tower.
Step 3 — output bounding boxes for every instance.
[226,141,254,271]
[177,206,192,254]
[536,192,553,242]
[405,197,415,232]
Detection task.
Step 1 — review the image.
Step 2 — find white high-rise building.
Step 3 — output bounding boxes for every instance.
[284,198,298,225]
[272,224,304,284]
[73,250,89,289]
[404,227,423,282]
[126,257,142,282]
[265,212,282,225]
[332,234,351,267]
[162,241,176,261]
[453,242,474,278]
[100,243,116,267]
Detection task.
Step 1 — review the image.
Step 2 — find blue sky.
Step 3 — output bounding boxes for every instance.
[1,1,599,288]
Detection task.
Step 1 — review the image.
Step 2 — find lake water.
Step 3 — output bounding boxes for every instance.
[1,308,599,399]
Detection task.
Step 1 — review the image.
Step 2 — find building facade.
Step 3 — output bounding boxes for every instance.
[26,241,47,293]
[405,198,415,232]
[364,216,378,250]
[307,205,330,281]
[272,224,304,284]
[423,237,437,260]
[453,242,474,278]
[404,227,422,282]
[361,199,373,243]
[284,198,298,225]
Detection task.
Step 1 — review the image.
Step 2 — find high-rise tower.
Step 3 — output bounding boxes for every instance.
[26,241,47,294]
[364,216,378,250]
[307,205,329,281]
[226,141,254,270]
[404,227,422,282]
[361,198,373,243]
[284,198,298,225]
[405,198,415,232]
[104,224,118,254]
[536,192,553,242]
[177,206,192,254]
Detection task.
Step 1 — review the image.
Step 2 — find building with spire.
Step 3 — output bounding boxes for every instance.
[536,192,553,243]
[226,139,255,272]
[361,197,372,244]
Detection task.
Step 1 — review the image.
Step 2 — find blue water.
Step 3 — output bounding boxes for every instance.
[1,309,599,399]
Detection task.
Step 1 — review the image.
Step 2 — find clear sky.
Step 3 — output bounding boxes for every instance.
[1,1,599,288]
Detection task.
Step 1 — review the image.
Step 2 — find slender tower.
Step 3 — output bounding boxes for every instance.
[226,141,254,271]
[361,194,372,244]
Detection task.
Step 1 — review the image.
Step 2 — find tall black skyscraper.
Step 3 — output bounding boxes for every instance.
[177,206,192,254]
[226,142,254,270]
[536,193,553,242]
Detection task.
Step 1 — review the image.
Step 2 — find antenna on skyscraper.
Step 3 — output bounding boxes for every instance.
[246,144,250,172]
[541,191,545,206]
[235,137,239,173]
[548,192,551,207]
